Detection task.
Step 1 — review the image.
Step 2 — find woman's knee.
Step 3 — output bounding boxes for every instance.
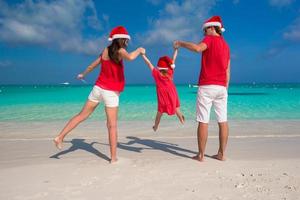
[76,112,89,121]
[106,121,117,130]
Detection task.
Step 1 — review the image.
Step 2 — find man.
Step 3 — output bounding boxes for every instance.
[174,16,230,162]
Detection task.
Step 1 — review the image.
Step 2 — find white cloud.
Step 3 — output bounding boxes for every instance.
[147,0,162,5]
[232,0,240,5]
[263,14,300,58]
[139,0,217,46]
[283,16,300,42]
[269,0,295,7]
[0,60,11,67]
[0,0,107,55]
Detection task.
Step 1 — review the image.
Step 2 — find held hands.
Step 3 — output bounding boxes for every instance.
[138,47,146,55]
[173,40,181,49]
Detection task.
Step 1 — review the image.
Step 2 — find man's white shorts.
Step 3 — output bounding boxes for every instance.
[196,85,228,123]
[88,85,120,107]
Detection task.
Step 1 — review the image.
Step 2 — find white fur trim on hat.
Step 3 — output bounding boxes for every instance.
[108,34,131,41]
[171,64,175,69]
[202,22,225,32]
[157,67,168,70]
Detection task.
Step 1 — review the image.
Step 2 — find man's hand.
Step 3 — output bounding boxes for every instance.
[173,40,180,49]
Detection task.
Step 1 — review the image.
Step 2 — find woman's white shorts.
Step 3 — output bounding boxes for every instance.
[196,85,228,123]
[88,85,120,107]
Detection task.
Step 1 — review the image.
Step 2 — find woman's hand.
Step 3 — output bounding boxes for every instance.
[77,73,84,80]
[138,47,146,55]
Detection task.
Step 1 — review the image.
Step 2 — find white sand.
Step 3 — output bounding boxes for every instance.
[0,120,300,200]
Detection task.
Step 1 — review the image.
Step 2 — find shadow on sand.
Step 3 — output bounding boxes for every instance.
[50,138,110,161]
[50,136,207,161]
[118,136,198,159]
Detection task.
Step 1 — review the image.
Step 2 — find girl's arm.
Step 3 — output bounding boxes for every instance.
[119,47,145,61]
[172,48,178,64]
[77,57,101,79]
[141,54,155,71]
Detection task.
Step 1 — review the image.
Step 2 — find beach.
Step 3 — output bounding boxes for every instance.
[1,120,300,200]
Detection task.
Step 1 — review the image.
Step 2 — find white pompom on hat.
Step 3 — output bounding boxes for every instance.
[157,56,175,71]
[108,26,131,41]
[202,16,225,32]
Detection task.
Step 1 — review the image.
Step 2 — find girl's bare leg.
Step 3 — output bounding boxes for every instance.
[105,106,118,163]
[153,112,163,131]
[54,100,98,149]
[175,107,185,124]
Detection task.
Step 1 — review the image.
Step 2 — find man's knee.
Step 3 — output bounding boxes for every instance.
[218,121,228,126]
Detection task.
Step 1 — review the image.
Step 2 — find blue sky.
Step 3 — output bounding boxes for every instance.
[0,0,300,85]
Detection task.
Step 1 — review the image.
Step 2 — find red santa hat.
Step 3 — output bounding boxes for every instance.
[202,16,225,32]
[157,56,175,71]
[108,26,131,41]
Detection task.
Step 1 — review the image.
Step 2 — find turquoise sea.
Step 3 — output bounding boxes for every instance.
[0,84,300,121]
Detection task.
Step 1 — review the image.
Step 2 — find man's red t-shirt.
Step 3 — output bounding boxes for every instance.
[198,35,230,87]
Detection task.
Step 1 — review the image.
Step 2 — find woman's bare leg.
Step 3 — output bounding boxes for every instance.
[175,107,185,124]
[153,112,163,131]
[54,100,98,149]
[105,106,118,163]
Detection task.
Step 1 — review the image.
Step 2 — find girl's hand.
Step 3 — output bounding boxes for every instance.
[77,73,84,80]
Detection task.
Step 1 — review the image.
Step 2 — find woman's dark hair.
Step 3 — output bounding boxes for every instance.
[213,26,222,35]
[108,38,128,63]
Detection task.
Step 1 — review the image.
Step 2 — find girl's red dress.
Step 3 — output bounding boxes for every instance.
[152,68,180,115]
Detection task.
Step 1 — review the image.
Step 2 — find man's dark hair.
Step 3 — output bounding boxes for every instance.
[213,26,222,36]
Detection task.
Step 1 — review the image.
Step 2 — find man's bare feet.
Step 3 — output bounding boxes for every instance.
[192,155,204,162]
[152,125,158,132]
[53,137,63,150]
[212,153,226,161]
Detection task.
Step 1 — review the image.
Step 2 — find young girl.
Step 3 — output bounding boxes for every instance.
[141,49,185,131]
[53,26,145,163]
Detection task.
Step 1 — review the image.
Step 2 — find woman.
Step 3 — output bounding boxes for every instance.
[54,26,145,163]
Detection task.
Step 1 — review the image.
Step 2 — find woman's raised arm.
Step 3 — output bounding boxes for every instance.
[119,47,145,61]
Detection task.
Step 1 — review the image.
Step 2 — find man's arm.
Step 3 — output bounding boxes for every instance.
[174,41,207,53]
[226,60,231,89]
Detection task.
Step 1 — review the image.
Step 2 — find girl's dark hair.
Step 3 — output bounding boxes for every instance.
[159,69,173,80]
[108,38,128,63]
[213,26,222,36]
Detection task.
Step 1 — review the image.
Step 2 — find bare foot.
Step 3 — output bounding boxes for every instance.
[53,137,63,150]
[110,158,118,164]
[152,125,158,132]
[212,153,226,161]
[192,155,204,162]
